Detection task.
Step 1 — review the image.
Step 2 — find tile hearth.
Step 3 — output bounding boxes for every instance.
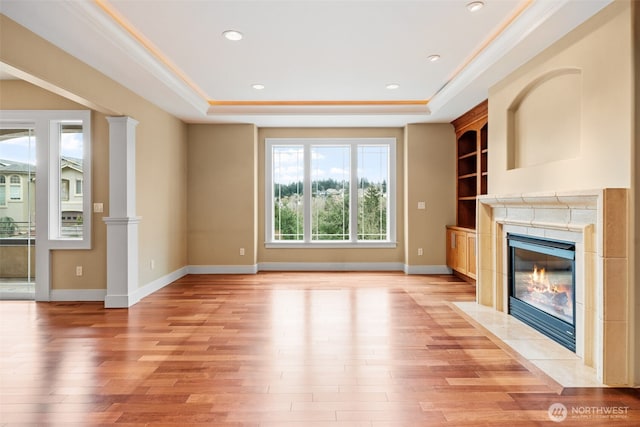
[454,301,602,388]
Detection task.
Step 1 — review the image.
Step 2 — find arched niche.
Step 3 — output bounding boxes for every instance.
[507,68,582,170]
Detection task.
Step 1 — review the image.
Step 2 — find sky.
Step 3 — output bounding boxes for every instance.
[0,133,84,164]
[273,144,389,184]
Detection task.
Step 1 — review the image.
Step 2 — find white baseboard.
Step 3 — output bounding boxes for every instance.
[258,262,404,271]
[188,265,259,274]
[132,266,189,303]
[47,267,189,305]
[50,289,107,301]
[185,263,451,274]
[0,291,35,300]
[403,264,452,275]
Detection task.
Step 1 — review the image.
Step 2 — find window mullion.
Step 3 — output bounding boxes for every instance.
[265,143,274,242]
[350,143,358,242]
[303,143,312,243]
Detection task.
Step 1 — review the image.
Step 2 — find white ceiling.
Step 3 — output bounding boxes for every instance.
[0,0,612,127]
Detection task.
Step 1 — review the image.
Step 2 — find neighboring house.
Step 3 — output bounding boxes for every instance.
[59,157,84,229]
[0,159,34,237]
[0,157,83,237]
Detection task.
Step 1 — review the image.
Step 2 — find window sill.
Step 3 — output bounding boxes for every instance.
[265,241,397,249]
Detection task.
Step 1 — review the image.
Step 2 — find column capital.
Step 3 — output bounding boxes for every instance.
[106,116,139,127]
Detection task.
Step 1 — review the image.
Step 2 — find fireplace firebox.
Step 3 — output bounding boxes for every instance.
[508,234,576,352]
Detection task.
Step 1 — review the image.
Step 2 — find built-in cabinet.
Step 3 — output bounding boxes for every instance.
[446,226,476,279]
[446,100,487,280]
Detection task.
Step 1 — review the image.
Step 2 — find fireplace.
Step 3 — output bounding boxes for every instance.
[508,234,576,352]
[475,189,631,385]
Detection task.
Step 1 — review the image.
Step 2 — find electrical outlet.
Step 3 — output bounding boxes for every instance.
[417,201,426,210]
[76,266,83,276]
[150,259,155,270]
[418,248,423,256]
[93,203,103,213]
[239,248,245,256]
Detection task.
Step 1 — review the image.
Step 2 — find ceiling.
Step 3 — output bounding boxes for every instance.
[0,0,611,127]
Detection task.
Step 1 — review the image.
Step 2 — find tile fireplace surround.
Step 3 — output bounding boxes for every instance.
[473,189,631,386]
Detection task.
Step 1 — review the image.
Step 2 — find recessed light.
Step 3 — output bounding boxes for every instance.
[466,1,485,12]
[386,83,400,90]
[427,54,441,62]
[252,84,265,90]
[222,30,243,41]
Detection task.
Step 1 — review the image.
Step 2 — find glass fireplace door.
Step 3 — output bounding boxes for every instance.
[508,234,576,351]
[512,246,574,324]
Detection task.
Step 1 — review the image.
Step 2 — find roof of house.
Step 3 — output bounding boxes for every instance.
[0,159,33,174]
[0,157,82,174]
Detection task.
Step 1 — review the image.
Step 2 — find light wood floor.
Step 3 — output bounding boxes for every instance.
[1,272,638,426]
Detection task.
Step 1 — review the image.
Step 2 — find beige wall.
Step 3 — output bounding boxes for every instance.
[1,15,188,291]
[489,0,633,194]
[187,124,258,267]
[184,125,456,269]
[404,124,456,267]
[135,100,188,286]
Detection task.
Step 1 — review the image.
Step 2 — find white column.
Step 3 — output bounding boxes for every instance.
[103,116,140,308]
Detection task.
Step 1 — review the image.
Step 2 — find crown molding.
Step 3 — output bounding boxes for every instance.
[62,0,209,115]
[207,102,431,117]
[428,0,612,113]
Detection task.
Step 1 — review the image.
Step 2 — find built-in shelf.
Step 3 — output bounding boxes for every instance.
[451,100,488,230]
[447,100,487,280]
[459,173,477,179]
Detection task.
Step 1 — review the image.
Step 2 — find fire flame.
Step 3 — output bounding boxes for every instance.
[517,265,573,321]
[529,266,554,293]
[532,266,545,284]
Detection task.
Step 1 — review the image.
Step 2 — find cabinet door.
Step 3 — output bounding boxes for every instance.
[466,233,477,279]
[455,232,467,273]
[446,229,455,268]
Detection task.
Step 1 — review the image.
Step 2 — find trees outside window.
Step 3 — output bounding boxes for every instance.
[266,138,395,246]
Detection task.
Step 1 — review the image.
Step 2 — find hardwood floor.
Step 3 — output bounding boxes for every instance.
[1,272,638,426]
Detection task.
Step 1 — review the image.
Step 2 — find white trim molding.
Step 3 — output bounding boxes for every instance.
[104,116,140,308]
[404,265,452,275]
[50,289,107,302]
[258,262,404,272]
[188,265,259,275]
[133,266,189,302]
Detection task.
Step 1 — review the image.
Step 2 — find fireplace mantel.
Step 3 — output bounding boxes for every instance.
[475,189,631,386]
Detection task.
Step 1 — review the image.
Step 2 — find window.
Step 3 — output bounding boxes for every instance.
[1,110,91,248]
[61,179,70,201]
[266,138,396,246]
[9,175,21,201]
[0,176,6,207]
[53,118,89,241]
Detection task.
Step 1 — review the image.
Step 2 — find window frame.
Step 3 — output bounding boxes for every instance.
[0,110,92,249]
[265,137,396,248]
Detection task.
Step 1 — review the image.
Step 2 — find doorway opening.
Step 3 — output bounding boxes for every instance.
[0,127,36,300]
